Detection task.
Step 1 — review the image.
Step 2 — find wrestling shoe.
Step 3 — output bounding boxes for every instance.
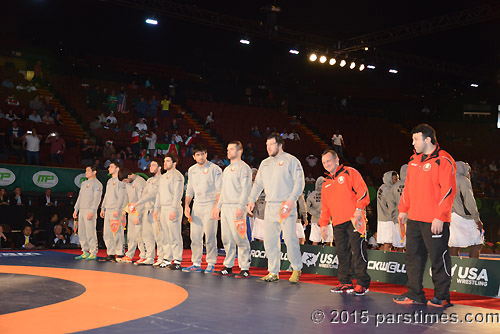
[116,255,133,263]
[235,270,251,279]
[289,270,301,284]
[75,252,89,260]
[330,283,354,293]
[428,297,452,307]
[159,260,171,268]
[213,267,233,276]
[169,262,182,270]
[393,295,426,305]
[182,265,203,272]
[353,285,369,296]
[204,264,215,274]
[86,254,97,260]
[257,273,279,283]
[99,255,115,262]
[109,255,118,262]
[141,258,155,265]
[153,259,164,267]
[133,258,146,265]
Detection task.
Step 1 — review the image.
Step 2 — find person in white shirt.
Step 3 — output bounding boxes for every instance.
[23,128,42,165]
[331,130,344,158]
[106,113,117,124]
[28,110,41,123]
[145,130,157,157]
[135,118,148,133]
[173,131,183,143]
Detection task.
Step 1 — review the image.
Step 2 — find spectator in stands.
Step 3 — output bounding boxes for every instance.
[0,188,9,205]
[290,130,300,141]
[355,152,366,166]
[173,130,183,143]
[128,80,138,90]
[29,110,42,123]
[9,187,26,206]
[16,225,36,249]
[204,111,214,128]
[102,140,116,160]
[42,111,55,125]
[98,87,108,110]
[60,217,74,241]
[135,118,148,134]
[148,96,159,116]
[489,161,498,172]
[150,116,160,129]
[145,130,157,157]
[103,153,115,169]
[331,130,344,158]
[45,132,66,166]
[160,130,170,144]
[169,78,177,102]
[8,121,23,161]
[210,154,224,168]
[160,95,171,118]
[123,120,134,132]
[185,128,195,157]
[90,117,101,132]
[131,128,140,157]
[1,77,14,88]
[45,97,55,114]
[6,109,18,121]
[250,126,260,137]
[105,112,117,124]
[138,154,151,171]
[135,97,148,118]
[18,108,27,121]
[369,155,384,165]
[23,127,42,165]
[49,224,68,249]
[117,86,127,113]
[54,113,64,125]
[305,172,316,183]
[39,188,56,207]
[32,60,43,86]
[107,90,118,112]
[243,142,255,164]
[6,95,20,107]
[29,95,44,112]
[0,109,4,118]
[80,137,94,166]
[97,112,106,124]
[170,118,179,131]
[115,152,124,165]
[306,154,318,170]
[0,225,7,248]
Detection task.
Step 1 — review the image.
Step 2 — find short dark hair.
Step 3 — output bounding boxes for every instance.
[151,157,163,168]
[165,152,178,164]
[411,123,437,145]
[267,132,283,146]
[26,212,34,220]
[109,160,122,170]
[322,149,338,159]
[86,164,99,173]
[193,144,207,154]
[118,168,133,181]
[228,140,243,151]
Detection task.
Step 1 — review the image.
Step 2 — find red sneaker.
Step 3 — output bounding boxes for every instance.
[116,256,133,263]
[353,285,369,296]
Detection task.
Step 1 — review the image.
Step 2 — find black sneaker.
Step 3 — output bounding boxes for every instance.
[330,283,354,293]
[169,262,182,270]
[99,255,114,262]
[235,270,250,279]
[213,267,233,276]
[110,255,118,262]
[428,297,452,307]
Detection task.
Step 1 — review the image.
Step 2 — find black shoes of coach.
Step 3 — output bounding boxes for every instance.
[235,270,251,279]
[99,255,115,262]
[213,267,233,276]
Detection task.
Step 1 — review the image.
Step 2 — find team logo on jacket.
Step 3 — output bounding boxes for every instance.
[86,184,90,188]
[338,176,345,184]
[279,161,284,166]
[113,181,116,185]
[231,166,235,172]
[423,163,432,172]
[203,169,208,174]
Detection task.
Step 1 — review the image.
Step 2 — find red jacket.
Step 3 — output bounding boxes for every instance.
[398,144,456,223]
[319,165,370,227]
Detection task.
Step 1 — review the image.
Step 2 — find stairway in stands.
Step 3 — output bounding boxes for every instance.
[292,116,329,151]
[179,106,223,154]
[37,88,85,139]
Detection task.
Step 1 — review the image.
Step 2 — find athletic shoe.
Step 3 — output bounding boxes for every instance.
[289,270,301,284]
[159,260,171,268]
[235,270,251,279]
[75,252,89,260]
[257,273,279,283]
[116,256,133,263]
[353,285,369,296]
[86,254,97,260]
[213,267,233,276]
[204,264,215,274]
[393,295,426,305]
[99,255,115,262]
[141,258,155,265]
[133,258,146,265]
[153,259,164,267]
[182,265,203,272]
[428,297,452,307]
[110,255,118,262]
[169,262,182,270]
[330,283,354,293]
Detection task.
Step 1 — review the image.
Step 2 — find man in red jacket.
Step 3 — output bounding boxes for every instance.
[320,150,371,295]
[394,124,456,307]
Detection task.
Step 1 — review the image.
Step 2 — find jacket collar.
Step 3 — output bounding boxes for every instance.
[325,165,345,180]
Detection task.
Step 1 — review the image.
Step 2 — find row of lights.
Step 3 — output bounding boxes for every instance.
[309,53,374,72]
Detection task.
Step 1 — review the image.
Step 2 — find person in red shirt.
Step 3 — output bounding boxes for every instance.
[45,132,66,166]
[393,124,456,307]
[319,150,371,295]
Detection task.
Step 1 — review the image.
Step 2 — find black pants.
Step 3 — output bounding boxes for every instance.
[333,221,371,287]
[404,220,451,303]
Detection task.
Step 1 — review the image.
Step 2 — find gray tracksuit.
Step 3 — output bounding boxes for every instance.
[218,160,252,270]
[377,171,397,222]
[249,152,305,274]
[136,174,162,260]
[74,178,103,256]
[102,176,127,255]
[306,177,324,224]
[186,161,222,266]
[124,176,147,259]
[253,191,266,220]
[154,168,184,262]
[452,162,480,221]
[391,164,408,223]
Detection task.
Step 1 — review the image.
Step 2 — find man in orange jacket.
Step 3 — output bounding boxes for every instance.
[393,124,456,307]
[320,150,371,295]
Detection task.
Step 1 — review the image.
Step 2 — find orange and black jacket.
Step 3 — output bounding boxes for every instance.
[319,165,370,227]
[398,144,456,223]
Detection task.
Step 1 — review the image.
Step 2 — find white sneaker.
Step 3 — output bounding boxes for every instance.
[153,259,163,267]
[159,260,171,268]
[142,258,155,265]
